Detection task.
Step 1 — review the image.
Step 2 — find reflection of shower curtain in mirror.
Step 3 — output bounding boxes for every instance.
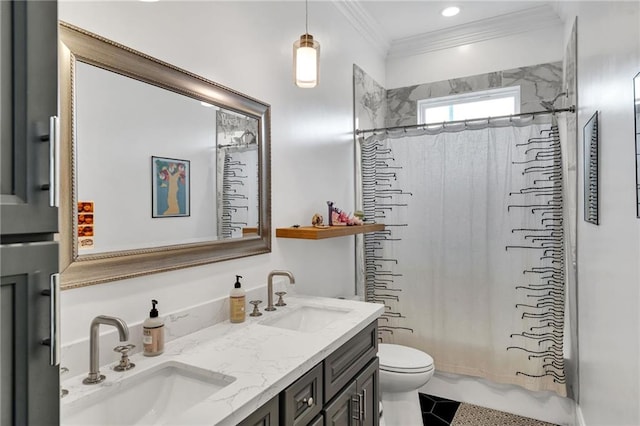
[218,147,259,238]
[361,122,567,396]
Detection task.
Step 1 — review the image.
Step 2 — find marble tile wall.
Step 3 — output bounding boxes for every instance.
[385,61,564,127]
[353,64,387,132]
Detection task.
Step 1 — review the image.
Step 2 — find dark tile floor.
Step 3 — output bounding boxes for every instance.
[419,393,461,426]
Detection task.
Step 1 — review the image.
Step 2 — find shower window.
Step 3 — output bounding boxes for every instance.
[417,86,521,124]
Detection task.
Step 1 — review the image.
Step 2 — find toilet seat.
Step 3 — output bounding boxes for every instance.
[378,343,434,374]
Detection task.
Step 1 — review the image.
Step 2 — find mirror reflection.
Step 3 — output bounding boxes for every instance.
[215,110,259,238]
[59,22,271,289]
[76,61,219,252]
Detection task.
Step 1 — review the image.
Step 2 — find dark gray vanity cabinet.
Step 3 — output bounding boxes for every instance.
[1,1,60,425]
[324,357,379,426]
[1,0,59,235]
[238,395,280,426]
[1,243,60,426]
[239,321,379,426]
[324,322,378,403]
[281,363,324,425]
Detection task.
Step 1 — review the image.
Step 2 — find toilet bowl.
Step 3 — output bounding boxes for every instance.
[378,343,434,426]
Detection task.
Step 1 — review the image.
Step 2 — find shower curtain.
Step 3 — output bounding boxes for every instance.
[216,146,259,238]
[360,118,567,396]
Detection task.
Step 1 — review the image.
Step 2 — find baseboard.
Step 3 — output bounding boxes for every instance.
[575,404,586,426]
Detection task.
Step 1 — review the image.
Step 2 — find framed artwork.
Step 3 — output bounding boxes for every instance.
[583,111,599,225]
[152,156,190,218]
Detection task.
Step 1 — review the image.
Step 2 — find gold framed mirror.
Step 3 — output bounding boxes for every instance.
[59,22,271,289]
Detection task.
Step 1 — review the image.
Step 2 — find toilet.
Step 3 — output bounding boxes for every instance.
[378,343,434,426]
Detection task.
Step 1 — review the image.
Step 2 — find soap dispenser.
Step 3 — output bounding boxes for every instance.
[229,275,246,323]
[143,299,164,356]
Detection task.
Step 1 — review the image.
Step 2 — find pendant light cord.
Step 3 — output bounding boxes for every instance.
[305,0,309,34]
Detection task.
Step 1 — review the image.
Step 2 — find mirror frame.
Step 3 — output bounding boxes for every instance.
[59,22,271,289]
[634,72,640,218]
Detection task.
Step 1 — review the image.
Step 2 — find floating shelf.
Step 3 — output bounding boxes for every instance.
[242,227,258,236]
[276,223,385,240]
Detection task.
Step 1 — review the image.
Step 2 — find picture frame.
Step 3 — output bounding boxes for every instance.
[152,156,190,218]
[583,111,599,225]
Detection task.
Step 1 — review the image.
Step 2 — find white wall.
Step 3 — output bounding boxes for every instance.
[59,1,385,343]
[555,2,640,425]
[386,26,564,89]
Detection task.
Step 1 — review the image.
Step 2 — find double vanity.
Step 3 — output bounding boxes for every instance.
[60,295,384,425]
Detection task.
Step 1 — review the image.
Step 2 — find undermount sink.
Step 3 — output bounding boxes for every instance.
[62,361,235,425]
[260,305,351,332]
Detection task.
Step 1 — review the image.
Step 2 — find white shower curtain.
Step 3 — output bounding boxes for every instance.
[362,120,567,396]
[216,146,259,238]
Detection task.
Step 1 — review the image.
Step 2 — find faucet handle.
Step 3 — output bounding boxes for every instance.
[249,300,263,317]
[113,344,136,372]
[275,291,287,307]
[60,366,69,398]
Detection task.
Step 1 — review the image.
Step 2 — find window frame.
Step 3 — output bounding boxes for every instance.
[417,86,521,125]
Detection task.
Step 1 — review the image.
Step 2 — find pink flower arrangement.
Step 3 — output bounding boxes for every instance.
[327,201,364,226]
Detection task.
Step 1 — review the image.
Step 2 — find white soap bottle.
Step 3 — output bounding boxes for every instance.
[229,275,246,323]
[143,299,164,356]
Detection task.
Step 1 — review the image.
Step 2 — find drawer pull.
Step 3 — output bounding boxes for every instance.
[40,273,60,366]
[361,389,367,421]
[302,397,313,407]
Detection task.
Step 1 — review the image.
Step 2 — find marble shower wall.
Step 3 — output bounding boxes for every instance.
[353,64,387,131]
[562,18,579,402]
[386,61,564,127]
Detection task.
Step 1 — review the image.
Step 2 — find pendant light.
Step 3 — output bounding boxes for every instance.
[293,0,320,88]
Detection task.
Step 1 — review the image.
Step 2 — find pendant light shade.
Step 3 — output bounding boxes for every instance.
[293,0,319,88]
[293,34,320,88]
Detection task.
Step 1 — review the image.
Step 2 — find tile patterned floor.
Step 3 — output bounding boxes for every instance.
[419,393,559,426]
[420,394,461,426]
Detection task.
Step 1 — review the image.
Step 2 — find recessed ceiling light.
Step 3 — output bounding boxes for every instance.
[441,6,460,17]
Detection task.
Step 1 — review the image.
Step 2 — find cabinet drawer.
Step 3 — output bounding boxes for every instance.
[324,321,378,402]
[308,414,324,426]
[281,362,323,426]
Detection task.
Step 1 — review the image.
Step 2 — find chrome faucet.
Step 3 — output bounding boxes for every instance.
[83,315,130,385]
[265,270,295,311]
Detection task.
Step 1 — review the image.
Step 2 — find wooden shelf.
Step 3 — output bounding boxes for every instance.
[276,223,385,240]
[242,227,258,236]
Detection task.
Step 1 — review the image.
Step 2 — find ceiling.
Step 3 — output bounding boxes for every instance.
[360,1,551,41]
[333,0,562,58]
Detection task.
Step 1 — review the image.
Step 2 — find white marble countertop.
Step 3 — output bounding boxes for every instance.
[61,295,384,425]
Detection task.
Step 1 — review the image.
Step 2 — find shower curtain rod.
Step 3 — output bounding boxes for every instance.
[355,105,576,136]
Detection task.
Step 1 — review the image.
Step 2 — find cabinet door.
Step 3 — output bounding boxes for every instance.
[237,395,279,426]
[324,382,357,426]
[281,362,323,426]
[355,358,379,426]
[324,322,377,402]
[1,242,60,425]
[1,0,58,236]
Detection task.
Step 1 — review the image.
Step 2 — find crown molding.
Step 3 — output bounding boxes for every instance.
[388,5,563,59]
[332,0,390,58]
